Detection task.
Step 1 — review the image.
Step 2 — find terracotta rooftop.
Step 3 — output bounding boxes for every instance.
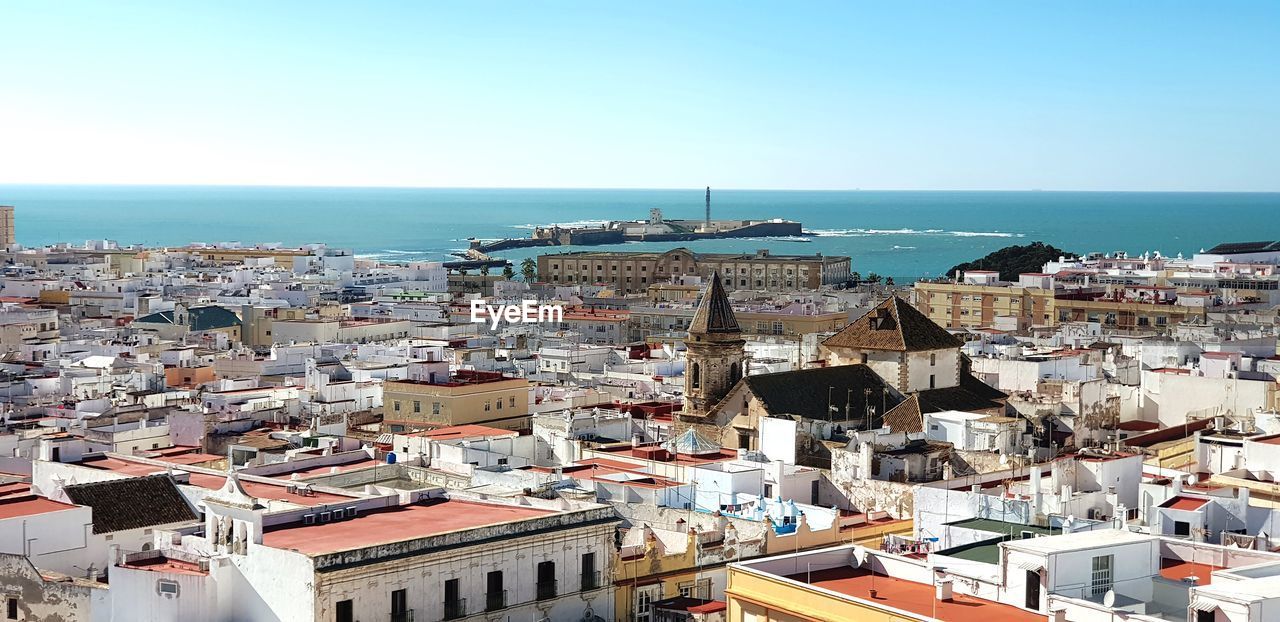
[787,566,1041,621]
[0,495,80,519]
[261,498,554,555]
[1160,559,1222,585]
[266,458,383,479]
[416,424,516,440]
[119,555,207,576]
[1161,496,1210,511]
[186,473,357,506]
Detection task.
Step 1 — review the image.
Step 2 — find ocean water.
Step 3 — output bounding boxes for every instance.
[2,185,1277,279]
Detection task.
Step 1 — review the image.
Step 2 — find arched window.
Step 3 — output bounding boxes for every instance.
[730,362,741,385]
[690,362,701,389]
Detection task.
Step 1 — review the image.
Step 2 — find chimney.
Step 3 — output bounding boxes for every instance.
[935,576,953,601]
[1172,475,1183,494]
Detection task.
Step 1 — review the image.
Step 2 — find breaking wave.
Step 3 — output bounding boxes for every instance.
[808,228,1021,238]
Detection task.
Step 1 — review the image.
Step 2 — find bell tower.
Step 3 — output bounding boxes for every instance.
[681,273,745,420]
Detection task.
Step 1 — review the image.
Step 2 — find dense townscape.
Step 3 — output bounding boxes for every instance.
[0,204,1278,621]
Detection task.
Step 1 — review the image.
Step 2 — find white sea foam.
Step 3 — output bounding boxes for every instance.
[512,220,609,230]
[808,228,1019,238]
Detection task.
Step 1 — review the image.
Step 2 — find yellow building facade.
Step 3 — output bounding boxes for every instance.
[383,371,531,431]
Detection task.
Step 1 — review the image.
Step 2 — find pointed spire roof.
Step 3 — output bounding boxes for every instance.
[688,273,740,335]
[824,295,962,352]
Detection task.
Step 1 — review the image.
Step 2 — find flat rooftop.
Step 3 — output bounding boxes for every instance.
[0,495,80,519]
[1160,559,1221,585]
[787,567,1042,622]
[186,473,357,507]
[261,498,553,555]
[266,458,383,480]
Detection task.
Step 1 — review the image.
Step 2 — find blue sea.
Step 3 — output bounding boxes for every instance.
[3,185,1277,280]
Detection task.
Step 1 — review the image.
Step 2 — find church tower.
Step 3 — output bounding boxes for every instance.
[681,273,745,420]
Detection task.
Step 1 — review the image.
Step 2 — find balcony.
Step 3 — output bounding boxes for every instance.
[442,598,466,621]
[536,579,558,601]
[580,571,602,591]
[390,610,413,622]
[484,590,507,612]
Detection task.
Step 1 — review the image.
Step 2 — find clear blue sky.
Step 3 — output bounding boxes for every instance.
[1,1,1277,190]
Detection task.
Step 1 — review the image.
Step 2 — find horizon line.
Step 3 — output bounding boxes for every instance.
[1,182,1279,194]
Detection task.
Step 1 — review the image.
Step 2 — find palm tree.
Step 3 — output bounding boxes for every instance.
[885,276,895,287]
[479,264,490,276]
[520,257,537,282]
[851,271,862,284]
[502,264,515,280]
[866,273,882,284]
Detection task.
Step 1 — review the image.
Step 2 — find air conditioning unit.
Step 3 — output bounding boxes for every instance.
[303,514,316,525]
[319,511,332,522]
[286,483,298,494]
[346,506,358,517]
[332,509,345,520]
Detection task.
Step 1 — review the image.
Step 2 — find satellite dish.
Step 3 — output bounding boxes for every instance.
[1102,589,1116,608]
[1187,474,1199,486]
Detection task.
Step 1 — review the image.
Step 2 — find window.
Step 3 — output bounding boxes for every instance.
[635,586,659,622]
[443,578,463,620]
[1196,609,1216,622]
[496,399,502,410]
[393,401,401,412]
[679,578,712,599]
[486,570,505,611]
[929,374,936,389]
[690,363,700,389]
[930,353,936,365]
[1174,520,1190,537]
[391,588,408,622]
[413,400,420,413]
[581,552,598,590]
[509,397,516,408]
[6,598,17,620]
[861,353,869,364]
[536,561,557,600]
[335,599,354,622]
[157,580,180,597]
[432,402,441,415]
[484,400,491,411]
[1090,554,1113,596]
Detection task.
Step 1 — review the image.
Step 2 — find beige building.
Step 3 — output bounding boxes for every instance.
[538,247,851,293]
[915,278,1208,331]
[383,363,532,431]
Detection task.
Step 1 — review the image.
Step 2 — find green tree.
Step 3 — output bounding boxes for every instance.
[947,241,1072,281]
[520,257,537,282]
[866,273,882,284]
[502,264,515,280]
[850,271,862,284]
[885,276,895,286]
[479,264,490,276]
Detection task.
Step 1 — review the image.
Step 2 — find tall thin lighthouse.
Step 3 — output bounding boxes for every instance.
[704,186,711,229]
